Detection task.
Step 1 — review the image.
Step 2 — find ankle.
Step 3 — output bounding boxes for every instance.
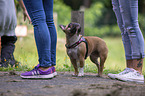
[126,60,133,68]
[127,59,143,74]
[39,67,51,71]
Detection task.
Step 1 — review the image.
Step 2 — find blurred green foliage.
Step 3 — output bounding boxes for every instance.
[15,0,145,38]
[84,2,120,37]
[84,1,145,37]
[53,0,71,26]
[139,14,145,37]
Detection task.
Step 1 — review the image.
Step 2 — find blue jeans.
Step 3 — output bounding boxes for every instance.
[112,0,144,60]
[23,0,57,67]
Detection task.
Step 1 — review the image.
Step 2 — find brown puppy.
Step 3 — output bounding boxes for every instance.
[59,22,108,77]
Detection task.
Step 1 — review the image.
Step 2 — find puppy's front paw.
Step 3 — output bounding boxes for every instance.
[78,67,84,77]
[72,73,78,77]
[78,73,84,77]
[96,74,102,77]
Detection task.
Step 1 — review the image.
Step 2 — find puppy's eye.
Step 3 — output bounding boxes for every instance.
[68,23,72,27]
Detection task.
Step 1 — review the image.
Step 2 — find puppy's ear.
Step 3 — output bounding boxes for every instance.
[59,25,65,31]
[76,23,81,34]
[70,23,81,34]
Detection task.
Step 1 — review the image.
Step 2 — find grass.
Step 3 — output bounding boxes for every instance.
[0,32,145,75]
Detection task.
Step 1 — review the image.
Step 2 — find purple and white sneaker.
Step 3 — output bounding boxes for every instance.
[51,66,57,76]
[20,65,54,79]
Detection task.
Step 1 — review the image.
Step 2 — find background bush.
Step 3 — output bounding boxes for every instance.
[15,0,145,38]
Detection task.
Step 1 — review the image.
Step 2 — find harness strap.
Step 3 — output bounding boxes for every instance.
[82,37,88,59]
[65,37,82,49]
[65,37,88,59]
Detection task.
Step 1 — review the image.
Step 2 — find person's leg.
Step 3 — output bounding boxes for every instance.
[1,36,17,67]
[129,0,144,74]
[110,0,144,83]
[43,0,57,67]
[112,0,132,61]
[0,37,1,63]
[119,0,144,74]
[42,0,57,76]
[108,0,144,83]
[23,0,52,68]
[21,0,54,78]
[111,0,132,70]
[108,0,131,79]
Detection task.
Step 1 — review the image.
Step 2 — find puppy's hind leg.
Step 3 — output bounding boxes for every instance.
[99,54,107,76]
[90,54,100,77]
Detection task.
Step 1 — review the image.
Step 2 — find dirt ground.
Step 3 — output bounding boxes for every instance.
[0,71,145,96]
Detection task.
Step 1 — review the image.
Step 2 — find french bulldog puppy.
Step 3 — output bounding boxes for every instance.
[59,22,108,77]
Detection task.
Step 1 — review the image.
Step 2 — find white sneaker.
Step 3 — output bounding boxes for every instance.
[108,68,132,79]
[115,69,144,84]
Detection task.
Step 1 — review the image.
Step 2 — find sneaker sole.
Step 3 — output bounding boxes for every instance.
[53,72,57,77]
[116,77,144,84]
[20,74,54,79]
[108,74,117,80]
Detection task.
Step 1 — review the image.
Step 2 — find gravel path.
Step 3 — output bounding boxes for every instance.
[0,71,145,96]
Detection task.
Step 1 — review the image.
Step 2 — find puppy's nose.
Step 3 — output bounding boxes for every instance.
[59,25,65,28]
[59,25,62,27]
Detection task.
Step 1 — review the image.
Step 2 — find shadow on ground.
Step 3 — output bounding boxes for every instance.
[0,71,145,96]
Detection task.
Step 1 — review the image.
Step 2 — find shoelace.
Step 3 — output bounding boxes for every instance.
[130,71,141,77]
[123,71,142,78]
[118,68,132,75]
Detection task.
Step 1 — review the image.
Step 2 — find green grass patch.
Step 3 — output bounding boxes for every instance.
[0,33,145,75]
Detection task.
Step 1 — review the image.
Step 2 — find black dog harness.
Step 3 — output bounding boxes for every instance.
[65,37,88,59]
